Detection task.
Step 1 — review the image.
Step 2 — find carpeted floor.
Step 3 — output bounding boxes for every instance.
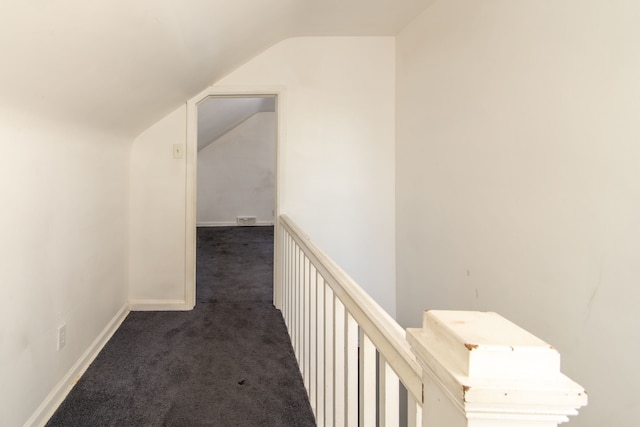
[46,226,316,427]
[196,226,274,304]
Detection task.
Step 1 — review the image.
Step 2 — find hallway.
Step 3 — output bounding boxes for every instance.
[46,227,315,426]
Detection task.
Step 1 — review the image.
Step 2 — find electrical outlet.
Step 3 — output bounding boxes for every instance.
[57,324,67,351]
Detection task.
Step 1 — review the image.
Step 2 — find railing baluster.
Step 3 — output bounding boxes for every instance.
[324,284,335,425]
[333,297,346,427]
[345,314,358,427]
[303,256,311,393]
[275,224,281,309]
[291,237,298,352]
[379,355,399,427]
[285,233,292,332]
[289,234,294,332]
[316,274,325,426]
[359,331,376,427]
[309,265,318,416]
[289,237,295,335]
[298,246,304,366]
[283,232,287,326]
[293,242,299,361]
[407,393,422,427]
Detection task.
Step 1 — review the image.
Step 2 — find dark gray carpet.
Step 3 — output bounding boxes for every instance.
[197,226,274,304]
[46,226,315,427]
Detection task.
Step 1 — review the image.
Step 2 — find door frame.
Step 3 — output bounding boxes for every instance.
[185,85,286,309]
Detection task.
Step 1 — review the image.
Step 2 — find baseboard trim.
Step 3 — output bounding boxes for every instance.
[129,299,194,311]
[197,221,274,227]
[25,303,130,427]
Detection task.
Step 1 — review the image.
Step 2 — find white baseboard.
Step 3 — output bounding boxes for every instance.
[25,303,130,427]
[197,221,274,227]
[129,299,194,311]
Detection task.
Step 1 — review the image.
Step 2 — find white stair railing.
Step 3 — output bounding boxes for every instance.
[275,215,587,426]
[277,215,422,426]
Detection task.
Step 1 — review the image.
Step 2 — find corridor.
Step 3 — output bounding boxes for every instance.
[46,227,315,426]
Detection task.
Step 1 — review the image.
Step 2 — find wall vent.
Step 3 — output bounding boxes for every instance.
[236,216,257,226]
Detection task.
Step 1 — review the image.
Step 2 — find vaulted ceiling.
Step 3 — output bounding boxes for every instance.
[0,0,433,138]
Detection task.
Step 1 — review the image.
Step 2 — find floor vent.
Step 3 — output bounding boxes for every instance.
[236,216,257,226]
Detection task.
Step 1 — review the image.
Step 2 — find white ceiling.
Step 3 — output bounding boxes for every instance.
[0,0,434,137]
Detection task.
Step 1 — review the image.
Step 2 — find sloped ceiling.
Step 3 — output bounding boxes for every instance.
[0,0,433,138]
[198,97,275,152]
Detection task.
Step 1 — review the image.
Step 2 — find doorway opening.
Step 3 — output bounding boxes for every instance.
[185,90,281,309]
[195,96,276,304]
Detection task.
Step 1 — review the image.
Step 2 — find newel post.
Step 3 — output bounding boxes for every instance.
[407,311,587,427]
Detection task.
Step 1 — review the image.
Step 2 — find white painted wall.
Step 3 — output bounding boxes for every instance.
[129,105,188,308]
[129,37,397,315]
[197,112,276,226]
[219,37,397,315]
[0,107,129,427]
[395,1,640,426]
